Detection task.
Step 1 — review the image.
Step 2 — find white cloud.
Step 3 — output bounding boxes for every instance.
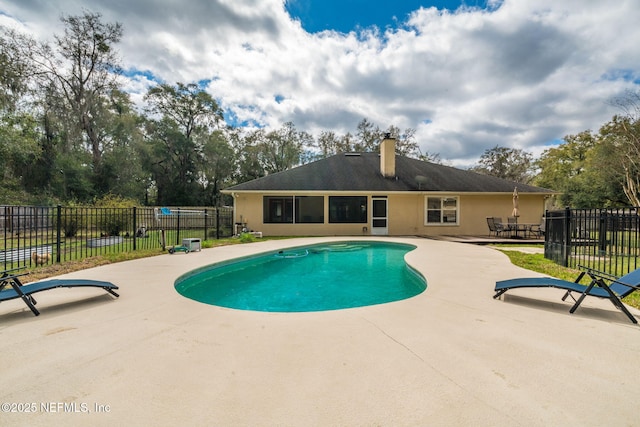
[1,0,639,167]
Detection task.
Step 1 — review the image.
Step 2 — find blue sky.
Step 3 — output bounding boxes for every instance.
[286,0,470,33]
[1,0,638,167]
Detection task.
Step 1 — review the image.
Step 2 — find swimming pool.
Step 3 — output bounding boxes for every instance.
[175,241,426,312]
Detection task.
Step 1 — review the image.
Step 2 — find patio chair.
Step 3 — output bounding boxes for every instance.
[493,266,640,324]
[0,270,119,316]
[528,221,545,238]
[495,217,514,236]
[487,217,507,237]
[507,216,529,238]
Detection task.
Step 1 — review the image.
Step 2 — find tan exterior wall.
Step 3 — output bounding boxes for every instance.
[231,192,548,237]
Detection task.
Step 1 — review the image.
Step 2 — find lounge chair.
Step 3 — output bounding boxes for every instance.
[0,270,119,316]
[494,267,640,323]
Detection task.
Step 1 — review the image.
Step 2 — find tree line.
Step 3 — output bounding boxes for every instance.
[1,12,639,209]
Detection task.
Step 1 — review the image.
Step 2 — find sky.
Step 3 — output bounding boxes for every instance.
[1,0,639,168]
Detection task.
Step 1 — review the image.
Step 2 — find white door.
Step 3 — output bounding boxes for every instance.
[371,197,388,235]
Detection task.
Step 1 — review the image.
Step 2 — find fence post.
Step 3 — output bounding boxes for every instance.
[204,208,208,241]
[216,207,220,239]
[543,209,549,255]
[133,207,137,251]
[563,207,571,267]
[176,208,181,245]
[598,209,607,256]
[56,205,62,263]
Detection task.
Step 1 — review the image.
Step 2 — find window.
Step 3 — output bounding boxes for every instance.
[295,196,324,223]
[263,197,293,223]
[329,196,367,223]
[425,196,458,225]
[263,196,324,224]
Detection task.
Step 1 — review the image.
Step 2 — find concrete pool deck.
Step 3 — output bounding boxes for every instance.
[1,237,639,426]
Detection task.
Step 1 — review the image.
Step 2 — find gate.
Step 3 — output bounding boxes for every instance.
[544,207,640,276]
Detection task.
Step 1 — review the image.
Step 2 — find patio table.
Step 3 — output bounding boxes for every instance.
[501,222,538,239]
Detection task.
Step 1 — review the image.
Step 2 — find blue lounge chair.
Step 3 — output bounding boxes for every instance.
[0,270,119,316]
[494,267,640,324]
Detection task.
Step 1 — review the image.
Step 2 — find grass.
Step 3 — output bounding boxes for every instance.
[497,247,640,310]
[21,236,278,283]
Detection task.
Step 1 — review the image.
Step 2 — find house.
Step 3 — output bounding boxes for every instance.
[222,137,555,237]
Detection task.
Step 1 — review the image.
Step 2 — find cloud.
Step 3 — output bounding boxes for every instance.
[1,0,639,167]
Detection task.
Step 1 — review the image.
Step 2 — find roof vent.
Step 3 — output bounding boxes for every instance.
[344,153,361,157]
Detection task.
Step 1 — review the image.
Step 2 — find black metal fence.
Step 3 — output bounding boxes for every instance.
[545,207,640,276]
[1,205,234,270]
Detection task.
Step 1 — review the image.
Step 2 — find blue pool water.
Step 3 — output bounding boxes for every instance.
[175,241,426,312]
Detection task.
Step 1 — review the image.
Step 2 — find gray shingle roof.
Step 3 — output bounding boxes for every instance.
[225,153,554,193]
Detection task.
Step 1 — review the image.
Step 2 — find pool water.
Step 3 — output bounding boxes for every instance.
[175,241,426,312]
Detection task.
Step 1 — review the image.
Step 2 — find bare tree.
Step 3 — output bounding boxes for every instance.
[600,114,640,206]
[32,11,124,170]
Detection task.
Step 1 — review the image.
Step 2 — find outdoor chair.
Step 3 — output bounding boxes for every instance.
[487,217,507,237]
[528,221,545,238]
[494,217,513,236]
[0,269,119,316]
[493,266,640,324]
[507,216,528,238]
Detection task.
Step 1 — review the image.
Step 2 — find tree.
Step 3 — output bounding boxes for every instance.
[0,27,35,112]
[142,117,199,205]
[355,118,381,152]
[533,131,626,208]
[311,130,357,158]
[417,151,442,164]
[145,82,222,139]
[31,11,124,183]
[258,122,310,173]
[99,89,148,202]
[228,127,264,184]
[471,146,534,183]
[603,91,640,206]
[0,27,41,202]
[199,130,236,205]
[143,82,223,205]
[310,120,423,161]
[385,125,420,158]
[314,130,340,159]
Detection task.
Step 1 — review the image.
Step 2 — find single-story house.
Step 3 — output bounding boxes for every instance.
[223,137,556,237]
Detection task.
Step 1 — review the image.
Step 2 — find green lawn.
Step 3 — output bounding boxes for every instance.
[498,248,640,310]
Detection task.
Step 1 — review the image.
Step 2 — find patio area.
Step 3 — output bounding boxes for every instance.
[1,237,639,426]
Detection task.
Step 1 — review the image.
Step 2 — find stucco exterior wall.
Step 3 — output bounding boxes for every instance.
[231,192,548,237]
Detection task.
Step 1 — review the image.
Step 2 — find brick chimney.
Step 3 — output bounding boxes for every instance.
[380,134,396,178]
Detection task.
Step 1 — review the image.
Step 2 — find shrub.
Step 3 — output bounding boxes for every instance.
[57,203,85,237]
[93,194,137,236]
[239,233,255,243]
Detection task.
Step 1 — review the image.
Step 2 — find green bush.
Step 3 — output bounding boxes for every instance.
[208,226,233,238]
[239,233,255,243]
[57,203,85,237]
[93,194,137,236]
